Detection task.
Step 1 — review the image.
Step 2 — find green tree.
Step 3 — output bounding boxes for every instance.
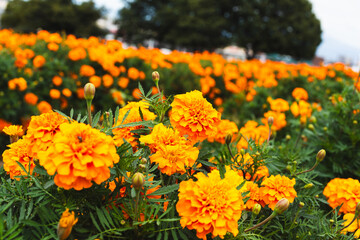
[1,0,107,37]
[117,0,321,59]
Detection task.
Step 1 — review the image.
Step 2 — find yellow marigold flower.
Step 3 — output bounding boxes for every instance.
[25,111,67,159]
[341,213,360,238]
[3,125,23,136]
[176,169,244,240]
[38,122,119,190]
[57,208,78,240]
[323,178,360,214]
[2,138,35,179]
[170,90,221,142]
[207,119,238,144]
[112,101,156,148]
[259,175,297,210]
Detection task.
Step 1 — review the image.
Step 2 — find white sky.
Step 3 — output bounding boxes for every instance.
[92,0,360,62]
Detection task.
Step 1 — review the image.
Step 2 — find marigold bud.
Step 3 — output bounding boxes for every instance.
[309,116,317,123]
[353,120,358,125]
[286,134,291,140]
[304,183,314,189]
[323,127,328,132]
[132,172,145,190]
[84,83,95,100]
[299,202,305,208]
[225,134,232,145]
[267,116,274,125]
[252,203,261,215]
[57,208,78,240]
[240,149,245,155]
[316,149,326,162]
[140,158,147,164]
[274,198,290,215]
[138,164,146,170]
[152,71,160,82]
[308,124,315,131]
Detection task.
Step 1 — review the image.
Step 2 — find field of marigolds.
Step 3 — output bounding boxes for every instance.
[1,28,360,239]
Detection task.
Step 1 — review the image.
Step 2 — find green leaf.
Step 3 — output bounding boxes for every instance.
[91,111,102,127]
[147,184,179,196]
[70,108,74,119]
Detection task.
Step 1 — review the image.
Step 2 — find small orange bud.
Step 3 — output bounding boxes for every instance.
[274,198,289,215]
[84,83,95,100]
[132,172,145,190]
[316,149,326,162]
[57,208,78,240]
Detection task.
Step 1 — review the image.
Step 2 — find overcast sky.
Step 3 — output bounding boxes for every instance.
[91,0,360,63]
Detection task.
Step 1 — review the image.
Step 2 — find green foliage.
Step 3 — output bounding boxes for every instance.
[1,0,106,37]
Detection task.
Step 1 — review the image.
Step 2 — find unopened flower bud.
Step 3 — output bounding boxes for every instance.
[274,198,290,215]
[141,158,147,164]
[304,183,314,189]
[353,120,358,125]
[309,116,317,123]
[267,116,274,126]
[225,134,232,145]
[240,149,245,155]
[286,134,291,140]
[252,203,261,215]
[84,83,95,100]
[299,202,305,208]
[323,127,328,132]
[316,149,326,162]
[286,165,292,171]
[308,124,315,131]
[152,71,160,82]
[138,164,146,170]
[57,209,78,240]
[132,172,145,190]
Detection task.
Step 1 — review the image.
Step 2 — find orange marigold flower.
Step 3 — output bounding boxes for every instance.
[269,98,289,112]
[242,181,263,211]
[176,169,244,240]
[50,89,61,99]
[102,74,114,88]
[341,213,360,238]
[89,75,101,88]
[170,90,221,142]
[118,77,129,89]
[207,119,238,144]
[47,42,59,51]
[14,58,28,68]
[112,101,157,148]
[33,55,46,68]
[323,178,360,214]
[290,100,312,123]
[127,67,139,80]
[236,121,269,150]
[0,119,12,132]
[52,76,63,86]
[62,88,72,97]
[140,123,199,175]
[38,122,120,190]
[3,125,23,136]
[24,93,38,105]
[132,88,142,100]
[68,47,87,61]
[79,65,95,77]
[8,77,27,91]
[57,208,78,240]
[37,100,52,113]
[2,138,35,179]
[111,90,124,105]
[261,111,287,131]
[259,175,297,210]
[25,111,67,158]
[292,87,309,101]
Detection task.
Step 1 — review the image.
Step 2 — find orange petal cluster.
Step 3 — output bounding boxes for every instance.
[262,110,287,131]
[170,90,221,142]
[207,119,238,144]
[112,101,157,148]
[2,138,35,179]
[292,87,309,101]
[323,178,360,214]
[37,122,119,190]
[176,169,244,240]
[236,120,269,150]
[341,213,360,238]
[259,175,297,210]
[57,208,78,240]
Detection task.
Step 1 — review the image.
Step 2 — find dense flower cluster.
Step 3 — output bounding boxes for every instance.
[237,121,269,150]
[207,119,239,144]
[176,169,244,240]
[323,178,360,214]
[37,122,119,190]
[170,90,221,142]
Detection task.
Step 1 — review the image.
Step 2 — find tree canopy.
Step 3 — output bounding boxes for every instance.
[1,0,107,37]
[117,0,322,59]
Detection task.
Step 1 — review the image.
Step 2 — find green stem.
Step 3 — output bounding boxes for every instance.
[86,100,92,126]
[245,212,276,233]
[295,161,319,176]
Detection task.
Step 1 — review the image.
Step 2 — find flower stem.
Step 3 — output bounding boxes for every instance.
[295,162,319,176]
[86,99,92,126]
[245,212,276,232]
